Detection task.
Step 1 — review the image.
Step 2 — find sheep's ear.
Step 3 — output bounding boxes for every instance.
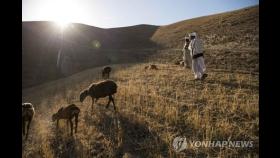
[58,107,64,113]
[22,103,28,108]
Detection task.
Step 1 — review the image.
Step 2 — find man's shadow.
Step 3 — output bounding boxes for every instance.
[205,79,258,91]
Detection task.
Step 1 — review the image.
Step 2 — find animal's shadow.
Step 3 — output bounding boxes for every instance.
[90,109,169,158]
[49,124,84,158]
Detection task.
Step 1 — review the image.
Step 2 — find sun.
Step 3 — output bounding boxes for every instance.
[39,0,83,30]
[55,20,70,29]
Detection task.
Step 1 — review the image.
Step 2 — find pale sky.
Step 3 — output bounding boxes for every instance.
[22,0,259,28]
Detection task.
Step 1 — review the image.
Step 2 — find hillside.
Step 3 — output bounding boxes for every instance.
[22,22,158,88]
[22,63,259,157]
[149,5,259,72]
[22,5,258,88]
[151,5,259,49]
[22,4,259,158]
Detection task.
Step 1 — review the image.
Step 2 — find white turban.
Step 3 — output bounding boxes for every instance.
[189,32,197,37]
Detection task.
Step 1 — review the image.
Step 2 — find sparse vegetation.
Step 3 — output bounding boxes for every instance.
[22,5,258,158]
[22,62,258,157]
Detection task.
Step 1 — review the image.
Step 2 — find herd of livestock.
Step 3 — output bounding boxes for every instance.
[22,65,159,140]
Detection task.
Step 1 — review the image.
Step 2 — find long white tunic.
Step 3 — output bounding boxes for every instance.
[188,37,206,79]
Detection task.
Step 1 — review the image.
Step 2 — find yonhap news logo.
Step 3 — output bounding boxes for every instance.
[172,136,254,152]
[172,136,188,152]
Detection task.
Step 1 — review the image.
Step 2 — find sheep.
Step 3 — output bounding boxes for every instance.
[22,103,35,140]
[174,60,181,65]
[80,80,118,111]
[179,61,185,66]
[175,60,189,67]
[102,66,112,79]
[144,64,158,70]
[52,104,80,136]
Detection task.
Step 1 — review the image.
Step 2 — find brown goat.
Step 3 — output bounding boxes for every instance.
[52,104,80,136]
[80,80,117,111]
[22,103,35,140]
[102,66,112,79]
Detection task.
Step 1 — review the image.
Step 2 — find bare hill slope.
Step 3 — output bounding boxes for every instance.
[22,5,258,88]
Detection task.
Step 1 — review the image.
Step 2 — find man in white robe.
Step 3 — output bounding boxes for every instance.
[188,32,207,80]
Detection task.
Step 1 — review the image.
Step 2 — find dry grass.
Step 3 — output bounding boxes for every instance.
[151,6,259,50]
[22,5,258,158]
[22,63,258,158]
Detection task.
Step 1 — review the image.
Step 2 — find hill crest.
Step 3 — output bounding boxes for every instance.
[22,5,258,88]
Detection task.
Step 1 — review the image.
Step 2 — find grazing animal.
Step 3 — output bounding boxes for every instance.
[102,66,112,79]
[22,103,35,140]
[174,60,185,66]
[144,64,158,70]
[52,104,80,136]
[80,80,118,111]
[179,61,185,66]
[174,60,181,65]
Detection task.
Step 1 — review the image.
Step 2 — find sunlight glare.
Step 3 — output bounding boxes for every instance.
[55,20,70,30]
[39,0,84,30]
